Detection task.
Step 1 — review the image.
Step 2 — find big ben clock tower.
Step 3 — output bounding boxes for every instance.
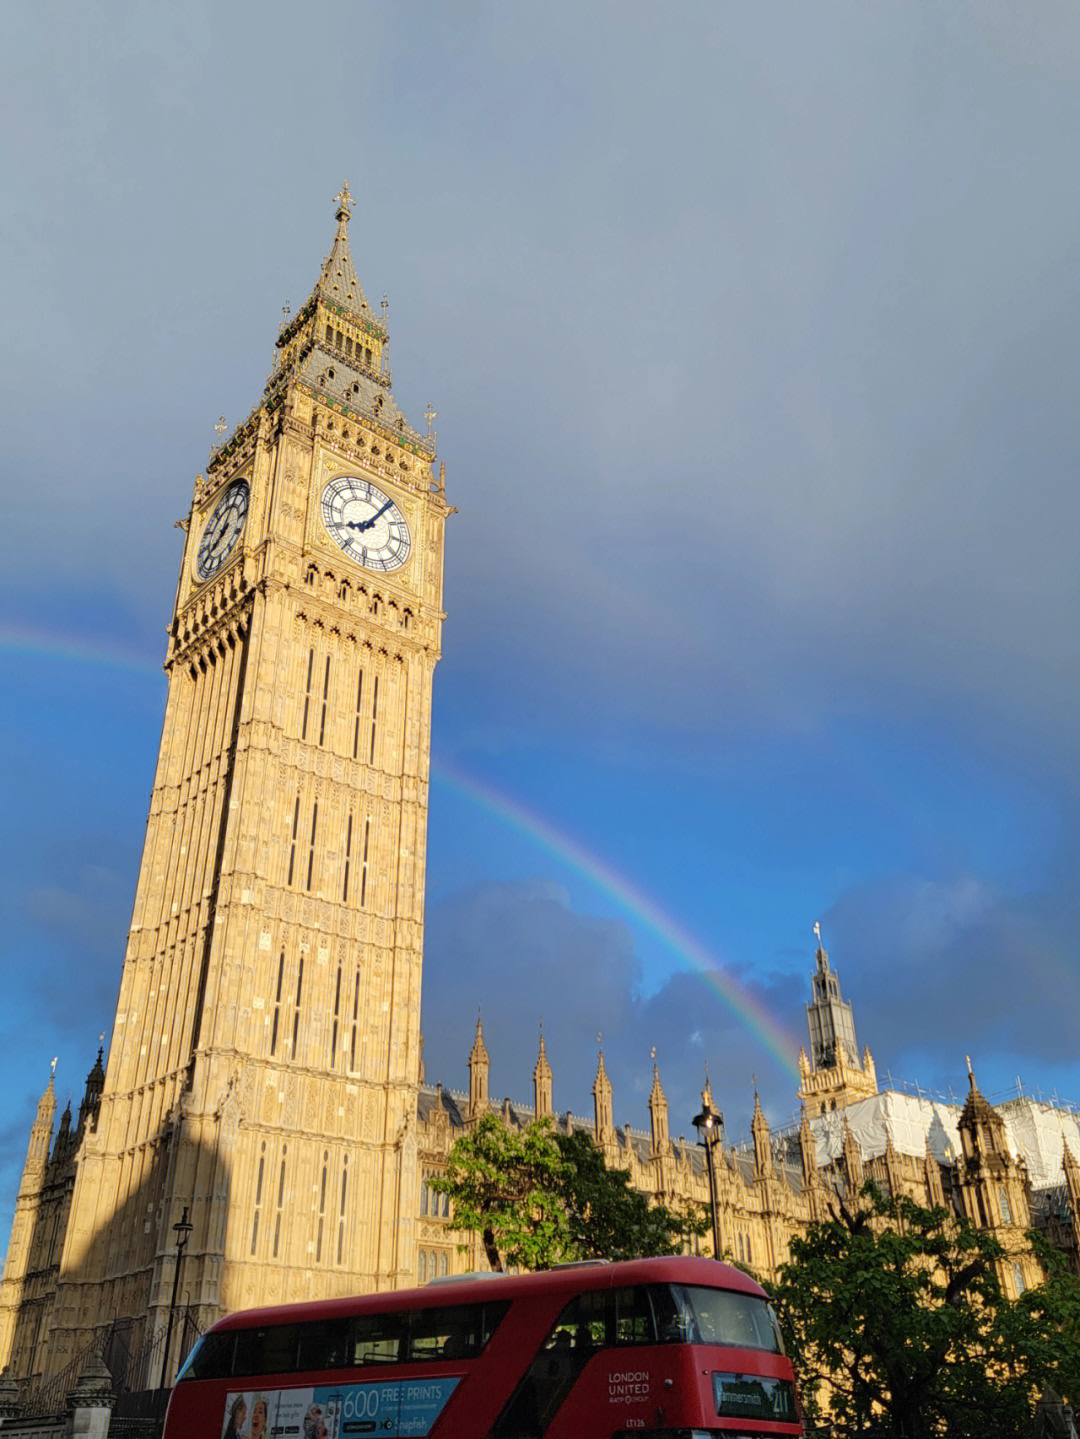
[36,187,448,1380]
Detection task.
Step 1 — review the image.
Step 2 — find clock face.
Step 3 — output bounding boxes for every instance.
[197,480,249,580]
[321,475,411,572]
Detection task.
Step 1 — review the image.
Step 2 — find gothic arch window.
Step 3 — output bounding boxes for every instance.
[287,794,301,885]
[349,967,360,1069]
[337,1157,348,1264]
[270,952,285,1055]
[438,1252,448,1278]
[251,1141,266,1255]
[291,958,304,1060]
[316,1152,329,1261]
[418,1250,427,1284]
[273,1146,288,1258]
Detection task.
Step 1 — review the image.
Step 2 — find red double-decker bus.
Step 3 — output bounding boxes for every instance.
[166,1255,802,1438]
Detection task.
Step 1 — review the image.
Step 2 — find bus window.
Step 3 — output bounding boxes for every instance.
[670,1284,784,1353]
[408,1303,509,1361]
[176,1329,235,1381]
[233,1325,299,1378]
[612,1287,653,1346]
[349,1312,404,1366]
[296,1318,355,1370]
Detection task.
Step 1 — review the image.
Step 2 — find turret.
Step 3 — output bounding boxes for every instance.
[77,1048,105,1136]
[532,1031,552,1120]
[751,1093,774,1180]
[0,1067,57,1290]
[798,924,878,1117]
[799,1106,819,1189]
[956,1061,1031,1234]
[883,1125,902,1196]
[924,1140,945,1208]
[26,1069,56,1170]
[842,1116,863,1193]
[649,1062,670,1156]
[593,1048,614,1145]
[468,1017,489,1119]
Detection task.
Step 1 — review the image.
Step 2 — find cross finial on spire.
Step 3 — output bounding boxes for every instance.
[334,183,354,223]
[50,1057,58,1078]
[214,416,227,444]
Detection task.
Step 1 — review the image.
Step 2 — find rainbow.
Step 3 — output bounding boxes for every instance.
[431,757,803,1082]
[1,624,802,1081]
[0,620,162,678]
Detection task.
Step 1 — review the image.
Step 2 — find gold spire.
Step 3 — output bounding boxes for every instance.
[314,183,377,323]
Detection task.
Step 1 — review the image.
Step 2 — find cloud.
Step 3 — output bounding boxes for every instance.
[421,879,810,1142]
[822,871,1080,1069]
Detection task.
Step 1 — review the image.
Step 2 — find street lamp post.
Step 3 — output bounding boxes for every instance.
[692,1090,724,1261]
[159,1206,194,1391]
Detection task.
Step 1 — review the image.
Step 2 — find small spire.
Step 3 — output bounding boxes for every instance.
[333,182,354,224]
[469,1012,489,1064]
[814,921,829,969]
[314,186,374,319]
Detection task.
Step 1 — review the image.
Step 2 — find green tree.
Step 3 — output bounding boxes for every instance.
[768,1182,1080,1439]
[431,1115,706,1272]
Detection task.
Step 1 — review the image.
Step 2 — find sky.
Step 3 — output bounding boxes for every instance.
[2,2,1080,1242]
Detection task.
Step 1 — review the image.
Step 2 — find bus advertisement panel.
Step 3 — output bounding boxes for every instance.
[220,1379,461,1439]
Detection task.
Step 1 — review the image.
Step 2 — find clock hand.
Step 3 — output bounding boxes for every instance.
[352,499,394,534]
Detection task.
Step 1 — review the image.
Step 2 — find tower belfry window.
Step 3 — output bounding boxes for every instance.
[343,812,353,902]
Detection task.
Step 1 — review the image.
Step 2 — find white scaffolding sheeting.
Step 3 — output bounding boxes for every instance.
[809,1090,1080,1192]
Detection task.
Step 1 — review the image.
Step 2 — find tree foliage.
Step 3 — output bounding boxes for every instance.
[431,1115,706,1272]
[768,1182,1080,1439]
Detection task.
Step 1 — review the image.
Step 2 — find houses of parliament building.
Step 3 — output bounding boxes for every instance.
[1,192,1078,1396]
